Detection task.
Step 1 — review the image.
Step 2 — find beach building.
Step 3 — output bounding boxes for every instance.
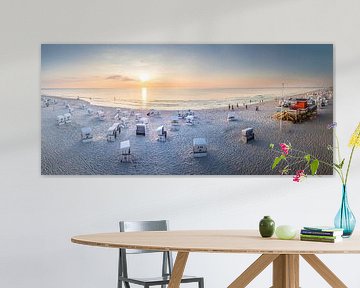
[156,125,167,142]
[136,123,146,136]
[81,127,93,142]
[120,140,131,162]
[227,112,237,122]
[97,110,105,120]
[64,113,72,124]
[193,138,207,157]
[241,128,255,143]
[57,115,65,126]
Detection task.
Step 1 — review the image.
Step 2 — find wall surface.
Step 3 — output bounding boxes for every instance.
[1,0,360,287]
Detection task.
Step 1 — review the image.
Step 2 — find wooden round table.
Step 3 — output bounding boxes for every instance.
[72,230,360,288]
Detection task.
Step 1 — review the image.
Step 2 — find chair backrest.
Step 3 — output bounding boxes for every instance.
[118,220,174,283]
[119,220,168,254]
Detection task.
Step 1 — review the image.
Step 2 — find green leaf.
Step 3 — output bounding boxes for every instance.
[272,154,285,169]
[339,158,345,169]
[304,154,311,164]
[310,159,319,175]
[334,159,345,169]
[272,157,281,169]
[269,143,274,149]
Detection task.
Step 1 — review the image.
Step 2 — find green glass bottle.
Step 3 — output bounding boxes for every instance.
[259,216,275,238]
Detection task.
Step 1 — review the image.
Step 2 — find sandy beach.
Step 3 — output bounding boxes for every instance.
[41,92,333,175]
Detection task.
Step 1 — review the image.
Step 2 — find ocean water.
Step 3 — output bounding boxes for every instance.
[41,87,320,110]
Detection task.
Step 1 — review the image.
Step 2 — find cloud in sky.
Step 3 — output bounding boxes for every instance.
[106,74,136,81]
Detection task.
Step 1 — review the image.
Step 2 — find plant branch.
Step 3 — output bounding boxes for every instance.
[273,149,344,182]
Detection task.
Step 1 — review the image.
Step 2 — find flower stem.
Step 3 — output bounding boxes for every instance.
[345,129,360,185]
[345,145,356,185]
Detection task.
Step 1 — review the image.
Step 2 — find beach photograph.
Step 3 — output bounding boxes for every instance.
[41,44,334,175]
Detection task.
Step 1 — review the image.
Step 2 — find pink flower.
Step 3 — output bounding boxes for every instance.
[279,143,290,155]
[293,170,306,182]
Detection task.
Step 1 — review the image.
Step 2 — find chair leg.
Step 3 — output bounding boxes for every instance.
[198,278,204,288]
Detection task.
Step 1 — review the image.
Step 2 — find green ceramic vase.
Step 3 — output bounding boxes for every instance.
[259,216,275,238]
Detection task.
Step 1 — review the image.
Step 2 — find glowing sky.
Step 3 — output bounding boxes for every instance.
[41,44,333,89]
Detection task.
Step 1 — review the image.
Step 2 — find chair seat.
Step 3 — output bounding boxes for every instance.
[119,275,202,286]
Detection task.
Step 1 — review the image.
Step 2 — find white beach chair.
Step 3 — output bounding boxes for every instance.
[120,117,129,128]
[64,113,72,124]
[120,140,131,162]
[107,123,121,142]
[227,112,237,122]
[57,115,65,126]
[87,108,94,115]
[170,116,180,131]
[241,128,255,143]
[193,138,207,157]
[139,117,149,125]
[97,110,105,121]
[81,127,93,142]
[136,124,146,136]
[157,125,167,142]
[135,113,142,122]
[185,115,195,126]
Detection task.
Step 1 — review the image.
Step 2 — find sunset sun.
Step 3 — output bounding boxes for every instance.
[139,73,150,83]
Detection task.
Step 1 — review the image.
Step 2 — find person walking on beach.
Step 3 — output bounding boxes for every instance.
[237,103,239,108]
[231,105,234,110]
[228,104,231,110]
[245,104,248,110]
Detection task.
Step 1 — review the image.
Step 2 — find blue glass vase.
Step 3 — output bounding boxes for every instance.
[334,185,356,237]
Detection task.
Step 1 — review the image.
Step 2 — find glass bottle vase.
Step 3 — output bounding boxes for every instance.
[334,185,356,237]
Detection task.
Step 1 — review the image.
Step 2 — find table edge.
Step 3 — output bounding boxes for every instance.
[71,237,360,255]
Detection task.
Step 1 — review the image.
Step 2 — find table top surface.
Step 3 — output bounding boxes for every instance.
[71,230,360,254]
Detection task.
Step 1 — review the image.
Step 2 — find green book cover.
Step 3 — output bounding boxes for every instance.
[300,234,340,240]
[303,226,343,232]
[300,236,342,243]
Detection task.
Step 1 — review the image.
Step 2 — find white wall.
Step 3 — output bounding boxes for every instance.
[1,0,360,287]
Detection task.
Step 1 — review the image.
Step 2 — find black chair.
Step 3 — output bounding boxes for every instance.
[118,220,204,288]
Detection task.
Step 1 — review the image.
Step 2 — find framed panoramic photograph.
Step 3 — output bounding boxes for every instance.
[41,44,333,175]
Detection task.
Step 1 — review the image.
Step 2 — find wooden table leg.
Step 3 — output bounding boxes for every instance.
[272,254,299,288]
[168,252,189,288]
[301,254,347,288]
[228,254,279,288]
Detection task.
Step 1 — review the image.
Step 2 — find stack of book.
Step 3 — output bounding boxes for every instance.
[300,226,344,243]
